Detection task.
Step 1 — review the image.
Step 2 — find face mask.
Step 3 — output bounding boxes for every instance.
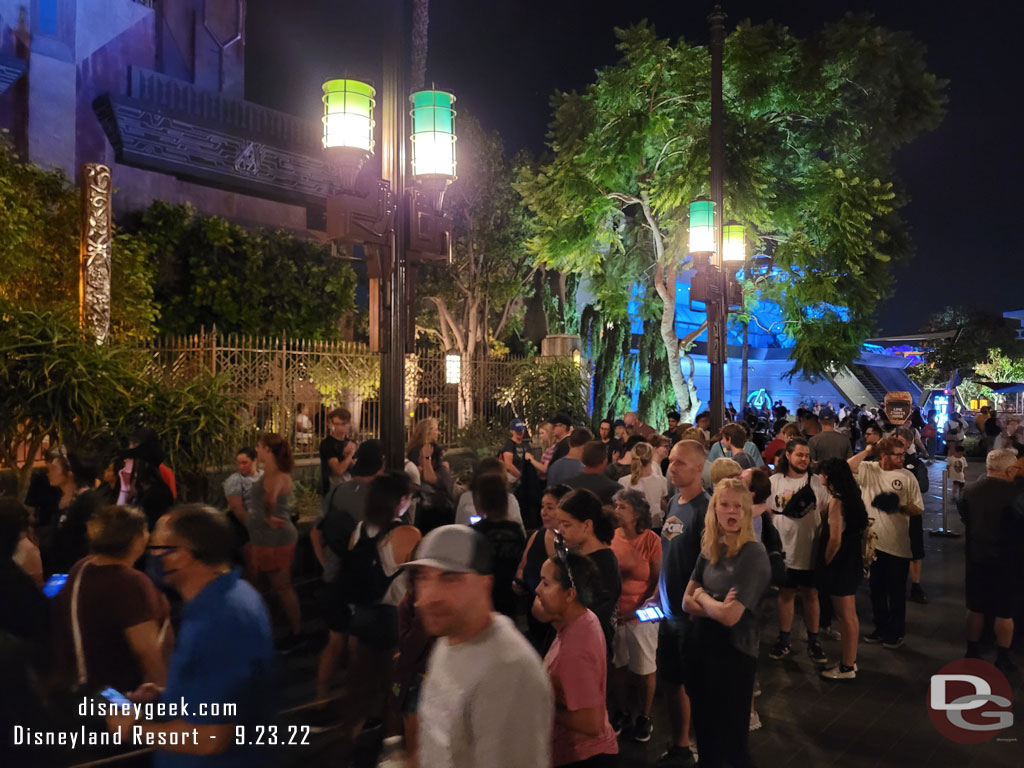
[145,551,179,592]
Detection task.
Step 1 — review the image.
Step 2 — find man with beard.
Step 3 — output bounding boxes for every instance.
[849,438,923,649]
[767,439,831,665]
[412,526,553,767]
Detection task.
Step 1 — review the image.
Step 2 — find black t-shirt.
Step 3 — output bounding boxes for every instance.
[501,439,530,473]
[587,547,622,653]
[472,519,526,617]
[958,477,1022,564]
[319,435,350,495]
[0,559,48,642]
[566,471,622,505]
[51,490,102,574]
[550,436,571,464]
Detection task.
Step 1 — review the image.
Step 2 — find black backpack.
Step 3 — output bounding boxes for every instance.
[339,521,400,606]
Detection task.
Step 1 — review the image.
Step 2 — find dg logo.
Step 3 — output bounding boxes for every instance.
[928,659,1014,744]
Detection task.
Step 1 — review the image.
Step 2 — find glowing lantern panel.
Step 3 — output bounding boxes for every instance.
[322,79,376,153]
[688,200,715,254]
[723,224,746,262]
[410,90,457,179]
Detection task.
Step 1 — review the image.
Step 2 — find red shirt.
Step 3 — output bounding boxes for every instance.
[545,610,618,766]
[159,463,177,499]
[762,437,787,468]
[611,529,661,619]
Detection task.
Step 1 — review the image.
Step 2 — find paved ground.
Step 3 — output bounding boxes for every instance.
[62,458,1023,768]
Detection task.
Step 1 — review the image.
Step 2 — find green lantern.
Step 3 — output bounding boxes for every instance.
[410,90,457,179]
[688,199,715,254]
[321,79,376,153]
[723,223,746,262]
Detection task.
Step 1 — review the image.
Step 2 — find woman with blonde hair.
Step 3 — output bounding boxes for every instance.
[406,418,454,532]
[617,442,668,529]
[682,478,771,768]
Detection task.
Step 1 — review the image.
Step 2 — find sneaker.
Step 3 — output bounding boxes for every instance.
[655,745,697,768]
[611,711,629,737]
[275,633,305,654]
[822,626,842,641]
[631,715,653,743]
[820,664,857,680]
[749,710,762,732]
[862,630,883,644]
[909,584,929,604]
[768,641,791,660]
[882,636,905,650]
[808,642,830,666]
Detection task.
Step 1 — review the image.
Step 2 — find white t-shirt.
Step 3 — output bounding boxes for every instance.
[419,613,554,768]
[454,490,524,532]
[618,472,668,528]
[856,462,923,559]
[768,473,830,571]
[946,455,967,484]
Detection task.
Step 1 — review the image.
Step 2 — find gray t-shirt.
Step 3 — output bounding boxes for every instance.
[547,457,584,487]
[418,614,554,768]
[691,541,771,657]
[246,475,297,548]
[222,470,262,513]
[809,430,853,463]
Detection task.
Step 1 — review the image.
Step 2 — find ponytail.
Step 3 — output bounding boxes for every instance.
[630,442,654,485]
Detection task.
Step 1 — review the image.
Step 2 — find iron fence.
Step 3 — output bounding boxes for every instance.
[142,329,531,454]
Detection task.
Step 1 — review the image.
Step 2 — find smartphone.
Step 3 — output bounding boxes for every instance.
[42,573,68,598]
[635,606,665,622]
[100,687,131,707]
[469,515,481,525]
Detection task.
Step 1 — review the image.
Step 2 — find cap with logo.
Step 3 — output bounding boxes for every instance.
[509,419,526,431]
[403,524,493,574]
[819,407,837,421]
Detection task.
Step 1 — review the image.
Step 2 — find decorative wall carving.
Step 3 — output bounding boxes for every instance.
[94,67,339,207]
[79,163,113,343]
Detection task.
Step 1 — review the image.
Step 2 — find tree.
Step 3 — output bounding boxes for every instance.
[133,202,357,338]
[918,306,1021,385]
[518,18,945,419]
[0,304,241,501]
[0,135,157,339]
[496,357,588,435]
[416,114,535,425]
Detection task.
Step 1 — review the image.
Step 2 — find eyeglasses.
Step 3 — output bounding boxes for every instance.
[553,533,577,591]
[885,452,906,458]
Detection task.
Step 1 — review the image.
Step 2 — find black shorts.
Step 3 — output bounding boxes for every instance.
[324,578,352,633]
[783,568,816,590]
[657,617,689,686]
[965,562,1017,618]
[909,515,925,561]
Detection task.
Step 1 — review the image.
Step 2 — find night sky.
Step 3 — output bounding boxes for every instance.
[246,0,1023,334]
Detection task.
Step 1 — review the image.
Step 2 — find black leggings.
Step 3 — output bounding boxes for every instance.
[686,618,758,768]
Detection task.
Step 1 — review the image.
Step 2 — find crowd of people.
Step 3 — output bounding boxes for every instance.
[2,400,1023,767]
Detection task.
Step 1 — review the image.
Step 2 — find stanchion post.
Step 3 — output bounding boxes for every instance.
[930,467,960,538]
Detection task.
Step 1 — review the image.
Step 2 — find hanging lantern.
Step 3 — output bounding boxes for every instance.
[410,89,457,179]
[688,199,715,254]
[723,223,746,262]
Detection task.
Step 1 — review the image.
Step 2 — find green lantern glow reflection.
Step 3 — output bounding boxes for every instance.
[410,90,457,179]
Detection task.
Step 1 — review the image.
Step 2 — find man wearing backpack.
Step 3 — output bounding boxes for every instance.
[311,440,386,704]
[767,438,831,665]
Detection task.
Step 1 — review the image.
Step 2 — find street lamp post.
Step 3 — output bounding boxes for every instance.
[707,4,727,432]
[323,5,454,470]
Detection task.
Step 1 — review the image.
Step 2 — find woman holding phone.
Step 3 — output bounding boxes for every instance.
[683,478,770,768]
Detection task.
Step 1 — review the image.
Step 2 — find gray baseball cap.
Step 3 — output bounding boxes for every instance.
[403,525,493,574]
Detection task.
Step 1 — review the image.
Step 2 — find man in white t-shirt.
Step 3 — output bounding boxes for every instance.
[849,437,923,649]
[768,438,831,665]
[411,525,554,768]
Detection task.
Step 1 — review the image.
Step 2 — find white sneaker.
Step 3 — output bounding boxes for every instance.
[820,663,857,680]
[749,710,762,731]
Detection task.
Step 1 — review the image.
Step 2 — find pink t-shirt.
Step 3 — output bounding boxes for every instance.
[545,610,618,766]
[611,528,661,620]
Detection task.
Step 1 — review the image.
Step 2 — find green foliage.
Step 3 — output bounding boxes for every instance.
[308,356,380,405]
[518,16,946,381]
[417,113,534,353]
[920,306,1023,382]
[0,303,240,500]
[0,135,157,339]
[496,357,588,434]
[132,202,356,338]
